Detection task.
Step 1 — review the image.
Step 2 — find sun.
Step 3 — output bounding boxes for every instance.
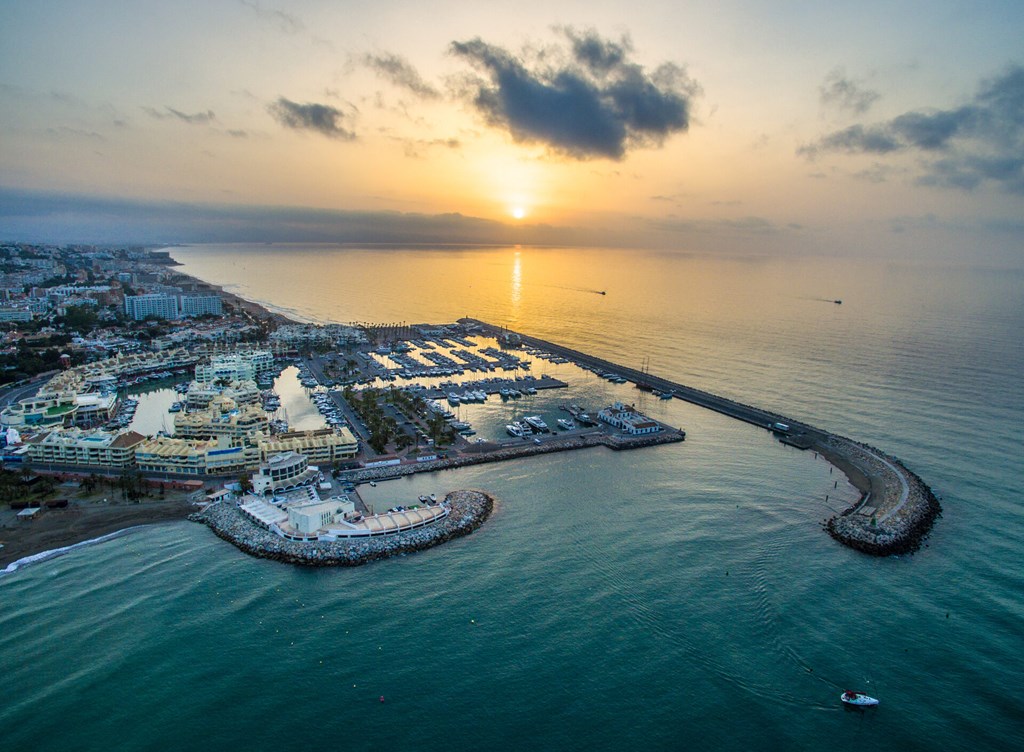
[510,206,526,220]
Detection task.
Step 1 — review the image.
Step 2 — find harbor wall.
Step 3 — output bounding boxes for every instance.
[464,319,941,556]
[190,490,493,567]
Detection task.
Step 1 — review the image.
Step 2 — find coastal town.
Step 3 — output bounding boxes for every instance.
[0,244,937,568]
[0,244,687,566]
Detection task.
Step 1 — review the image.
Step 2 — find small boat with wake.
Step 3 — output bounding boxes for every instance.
[840,690,879,707]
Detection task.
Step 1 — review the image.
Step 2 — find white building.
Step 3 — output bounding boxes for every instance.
[597,402,661,435]
[251,451,320,495]
[25,428,145,468]
[124,293,179,321]
[179,294,223,318]
[287,497,356,535]
[195,351,275,384]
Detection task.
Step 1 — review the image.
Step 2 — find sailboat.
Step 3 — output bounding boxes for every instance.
[635,356,656,392]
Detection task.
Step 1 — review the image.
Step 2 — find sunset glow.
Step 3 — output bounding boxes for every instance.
[0,1,1020,261]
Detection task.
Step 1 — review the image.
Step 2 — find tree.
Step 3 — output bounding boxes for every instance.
[61,305,99,332]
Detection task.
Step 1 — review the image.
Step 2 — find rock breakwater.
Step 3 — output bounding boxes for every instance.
[819,436,942,556]
[189,490,493,567]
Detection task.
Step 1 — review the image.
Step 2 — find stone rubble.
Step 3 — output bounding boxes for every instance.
[189,490,493,567]
[823,436,941,556]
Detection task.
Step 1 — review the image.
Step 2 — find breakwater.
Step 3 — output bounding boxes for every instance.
[189,490,493,567]
[464,319,941,556]
[820,437,942,556]
[342,429,685,485]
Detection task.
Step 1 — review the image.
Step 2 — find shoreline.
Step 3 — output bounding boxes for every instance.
[1,525,154,576]
[0,499,195,570]
[189,490,493,567]
[161,248,302,327]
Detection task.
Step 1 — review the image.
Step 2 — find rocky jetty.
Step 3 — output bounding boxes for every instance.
[820,436,941,556]
[189,490,493,567]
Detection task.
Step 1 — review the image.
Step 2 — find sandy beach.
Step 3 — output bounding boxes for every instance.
[0,496,195,569]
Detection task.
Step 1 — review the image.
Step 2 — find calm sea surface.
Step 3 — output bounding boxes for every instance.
[2,245,1021,751]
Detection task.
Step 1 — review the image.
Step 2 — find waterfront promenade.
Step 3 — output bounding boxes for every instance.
[463,319,940,556]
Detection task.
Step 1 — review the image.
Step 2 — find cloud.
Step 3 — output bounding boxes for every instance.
[648,215,785,235]
[819,68,880,114]
[268,97,356,140]
[450,27,698,160]
[237,0,303,34]
[0,187,597,247]
[801,65,1024,194]
[390,136,461,159]
[143,106,216,124]
[362,52,440,99]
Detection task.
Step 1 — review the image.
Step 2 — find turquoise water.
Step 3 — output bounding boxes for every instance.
[2,246,1022,750]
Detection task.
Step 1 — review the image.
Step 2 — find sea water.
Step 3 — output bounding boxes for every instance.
[1,246,1021,751]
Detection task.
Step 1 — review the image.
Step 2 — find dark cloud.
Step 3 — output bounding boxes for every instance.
[799,124,902,156]
[268,97,356,140]
[801,65,1024,193]
[562,27,630,75]
[143,106,216,124]
[450,28,698,160]
[363,52,440,99]
[819,68,880,114]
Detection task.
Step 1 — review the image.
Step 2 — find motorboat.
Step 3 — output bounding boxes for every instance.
[557,418,575,430]
[523,415,549,432]
[506,423,527,438]
[840,691,879,707]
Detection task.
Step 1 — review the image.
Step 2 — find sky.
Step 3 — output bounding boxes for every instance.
[1,0,1022,261]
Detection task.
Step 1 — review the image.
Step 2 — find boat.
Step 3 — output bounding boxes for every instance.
[840,691,879,707]
[523,415,549,432]
[506,423,526,438]
[557,418,575,430]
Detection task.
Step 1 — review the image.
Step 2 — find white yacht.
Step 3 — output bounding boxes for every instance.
[557,418,575,430]
[523,415,549,432]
